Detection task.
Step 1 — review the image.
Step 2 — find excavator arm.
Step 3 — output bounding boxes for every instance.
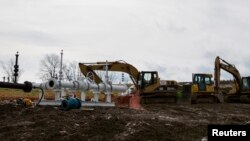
[79,60,180,104]
[214,56,242,94]
[79,61,140,87]
[78,63,103,84]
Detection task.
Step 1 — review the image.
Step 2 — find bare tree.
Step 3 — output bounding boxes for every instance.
[95,70,118,83]
[63,61,79,81]
[1,59,22,83]
[39,54,60,81]
[108,72,118,83]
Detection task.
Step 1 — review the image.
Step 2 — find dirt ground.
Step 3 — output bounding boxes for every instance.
[0,102,249,141]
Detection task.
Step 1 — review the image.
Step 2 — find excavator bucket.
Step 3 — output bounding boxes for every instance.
[115,91,143,110]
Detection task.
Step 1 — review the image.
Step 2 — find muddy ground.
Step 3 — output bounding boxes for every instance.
[0,102,249,141]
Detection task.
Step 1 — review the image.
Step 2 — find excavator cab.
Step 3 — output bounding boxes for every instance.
[240,77,250,103]
[241,77,250,91]
[190,73,222,104]
[138,71,177,104]
[137,71,160,93]
[192,73,214,93]
[138,71,158,90]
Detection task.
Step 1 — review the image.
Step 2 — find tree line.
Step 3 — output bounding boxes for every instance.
[0,54,80,83]
[1,54,125,83]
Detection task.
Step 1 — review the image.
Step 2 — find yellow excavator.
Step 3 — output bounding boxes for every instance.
[79,61,179,104]
[214,56,250,103]
[184,56,250,104]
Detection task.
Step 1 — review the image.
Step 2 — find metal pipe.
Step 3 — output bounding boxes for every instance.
[32,81,52,90]
[46,78,128,92]
[0,81,32,92]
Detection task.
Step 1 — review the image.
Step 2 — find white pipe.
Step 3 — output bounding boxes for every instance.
[46,78,128,92]
[32,82,51,90]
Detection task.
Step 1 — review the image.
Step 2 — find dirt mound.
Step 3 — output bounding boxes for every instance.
[0,102,249,141]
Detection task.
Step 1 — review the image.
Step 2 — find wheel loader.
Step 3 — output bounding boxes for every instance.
[79,61,179,104]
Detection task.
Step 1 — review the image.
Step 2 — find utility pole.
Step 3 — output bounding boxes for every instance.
[105,60,109,84]
[59,50,63,87]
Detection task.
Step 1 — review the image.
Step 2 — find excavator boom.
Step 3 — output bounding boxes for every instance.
[79,60,179,105]
[214,56,250,103]
[214,56,242,94]
[78,63,103,84]
[79,61,140,87]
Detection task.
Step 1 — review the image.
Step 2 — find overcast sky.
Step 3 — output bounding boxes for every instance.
[0,0,250,83]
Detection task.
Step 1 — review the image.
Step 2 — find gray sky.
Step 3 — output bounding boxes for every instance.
[0,0,250,82]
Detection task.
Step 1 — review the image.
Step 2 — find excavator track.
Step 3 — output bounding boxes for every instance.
[224,95,241,103]
[240,95,250,103]
[225,94,250,103]
[191,93,224,104]
[140,92,177,104]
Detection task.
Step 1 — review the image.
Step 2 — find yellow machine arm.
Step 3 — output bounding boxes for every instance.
[214,56,242,94]
[78,63,103,84]
[79,60,140,86]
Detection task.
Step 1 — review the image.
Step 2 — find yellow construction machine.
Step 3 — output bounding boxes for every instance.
[79,61,179,104]
[214,56,250,103]
[184,73,224,104]
[184,56,250,104]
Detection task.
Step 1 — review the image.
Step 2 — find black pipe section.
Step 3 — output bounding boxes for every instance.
[0,81,32,92]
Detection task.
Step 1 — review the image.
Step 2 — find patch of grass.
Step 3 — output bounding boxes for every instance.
[0,88,54,100]
[0,88,119,101]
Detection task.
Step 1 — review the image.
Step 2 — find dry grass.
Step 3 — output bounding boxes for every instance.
[0,88,54,100]
[0,88,118,101]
